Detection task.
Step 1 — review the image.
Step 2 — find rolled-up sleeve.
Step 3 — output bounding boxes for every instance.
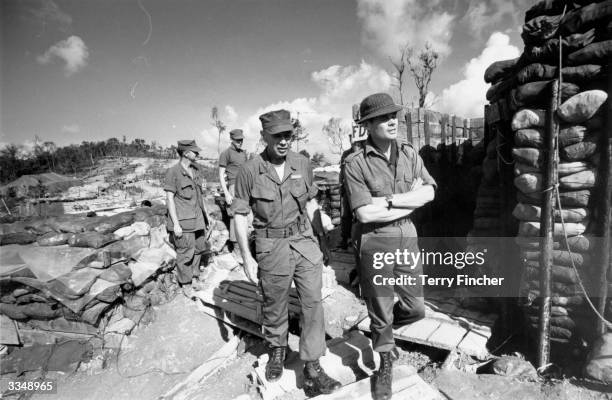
[305,161,319,200]
[343,161,371,211]
[230,167,252,215]
[163,168,177,193]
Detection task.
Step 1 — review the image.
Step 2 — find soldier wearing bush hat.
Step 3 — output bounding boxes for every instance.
[230,110,340,396]
[219,128,249,261]
[343,93,437,400]
[164,139,209,297]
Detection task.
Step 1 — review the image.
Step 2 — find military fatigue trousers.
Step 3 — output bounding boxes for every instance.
[358,220,425,353]
[256,234,326,361]
[170,229,207,285]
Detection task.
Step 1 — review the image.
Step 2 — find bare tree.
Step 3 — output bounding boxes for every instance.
[389,45,411,106]
[406,42,439,108]
[322,117,349,155]
[211,106,226,156]
[291,114,309,152]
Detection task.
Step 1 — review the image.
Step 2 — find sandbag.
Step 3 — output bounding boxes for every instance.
[517,189,591,207]
[512,148,544,168]
[0,302,61,320]
[515,129,544,148]
[512,203,588,222]
[85,212,134,234]
[514,173,542,194]
[560,135,599,161]
[37,232,73,246]
[515,235,592,252]
[518,221,587,237]
[522,14,562,45]
[584,333,612,384]
[0,232,37,246]
[525,29,596,63]
[24,219,56,235]
[559,169,597,189]
[557,90,608,123]
[81,301,111,325]
[98,263,132,283]
[69,232,118,249]
[510,81,580,109]
[525,0,569,21]
[560,1,612,35]
[484,58,519,83]
[486,78,516,101]
[524,262,581,284]
[558,161,590,176]
[559,125,588,147]
[514,162,540,176]
[522,250,591,268]
[512,109,547,130]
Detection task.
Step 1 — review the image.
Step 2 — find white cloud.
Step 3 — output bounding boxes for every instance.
[196,61,393,160]
[356,0,455,58]
[37,35,89,76]
[462,0,528,40]
[61,124,80,134]
[433,32,520,117]
[224,105,238,126]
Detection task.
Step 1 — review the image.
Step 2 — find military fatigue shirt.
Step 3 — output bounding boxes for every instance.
[343,139,437,212]
[219,145,248,186]
[163,162,207,232]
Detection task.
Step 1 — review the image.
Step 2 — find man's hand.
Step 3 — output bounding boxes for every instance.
[243,255,258,283]
[224,192,233,205]
[320,211,334,232]
[410,177,423,191]
[173,223,183,238]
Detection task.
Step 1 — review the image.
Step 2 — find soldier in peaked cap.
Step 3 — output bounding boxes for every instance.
[218,128,249,262]
[164,140,210,298]
[230,110,341,396]
[343,93,436,400]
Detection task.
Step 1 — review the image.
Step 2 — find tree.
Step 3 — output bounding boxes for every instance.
[322,117,349,155]
[291,115,309,152]
[299,149,310,159]
[389,45,410,106]
[311,152,328,168]
[406,42,439,108]
[211,106,226,156]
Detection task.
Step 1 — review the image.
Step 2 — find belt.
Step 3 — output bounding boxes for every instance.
[253,220,308,238]
[362,217,411,231]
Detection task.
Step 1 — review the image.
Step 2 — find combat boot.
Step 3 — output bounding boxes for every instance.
[265,346,286,382]
[373,351,394,400]
[303,359,341,397]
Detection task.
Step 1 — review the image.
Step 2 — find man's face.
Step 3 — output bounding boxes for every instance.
[184,150,198,161]
[365,112,398,141]
[231,138,243,150]
[262,130,293,159]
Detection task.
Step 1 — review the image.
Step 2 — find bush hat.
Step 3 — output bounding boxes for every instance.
[259,109,294,135]
[177,139,202,154]
[357,93,402,124]
[229,129,244,140]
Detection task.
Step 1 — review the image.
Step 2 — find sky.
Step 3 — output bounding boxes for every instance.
[1,0,530,160]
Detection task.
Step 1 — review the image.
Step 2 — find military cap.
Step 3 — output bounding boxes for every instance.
[259,109,294,135]
[177,139,202,154]
[357,93,402,124]
[229,129,244,140]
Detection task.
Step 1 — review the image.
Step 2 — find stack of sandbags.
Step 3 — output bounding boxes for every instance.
[317,184,342,227]
[483,0,611,343]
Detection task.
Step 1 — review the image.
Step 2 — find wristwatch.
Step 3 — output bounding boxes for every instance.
[385,194,393,209]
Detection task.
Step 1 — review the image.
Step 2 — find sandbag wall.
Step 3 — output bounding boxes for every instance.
[483,0,611,344]
[0,205,182,344]
[314,170,342,227]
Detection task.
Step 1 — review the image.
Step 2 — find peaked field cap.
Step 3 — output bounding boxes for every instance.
[229,129,244,140]
[357,93,402,124]
[177,139,202,153]
[259,109,294,135]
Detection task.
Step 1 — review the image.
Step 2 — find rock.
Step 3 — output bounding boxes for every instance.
[584,333,612,384]
[492,355,537,379]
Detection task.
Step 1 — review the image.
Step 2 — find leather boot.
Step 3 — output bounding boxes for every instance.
[374,351,393,400]
[303,359,342,397]
[265,346,286,382]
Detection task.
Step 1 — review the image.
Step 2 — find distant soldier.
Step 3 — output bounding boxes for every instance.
[164,140,210,297]
[218,129,248,261]
[343,93,436,400]
[231,110,341,396]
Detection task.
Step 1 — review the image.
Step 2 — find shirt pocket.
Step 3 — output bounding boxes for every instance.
[290,179,308,212]
[252,186,276,222]
[179,181,195,200]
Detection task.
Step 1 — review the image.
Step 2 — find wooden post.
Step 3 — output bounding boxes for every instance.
[451,116,458,164]
[596,72,612,334]
[538,80,560,368]
[440,114,448,146]
[463,119,470,141]
[423,111,430,147]
[406,110,413,145]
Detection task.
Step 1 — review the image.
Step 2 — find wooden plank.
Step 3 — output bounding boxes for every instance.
[312,365,442,400]
[424,112,431,146]
[426,323,468,350]
[0,315,20,345]
[395,318,441,342]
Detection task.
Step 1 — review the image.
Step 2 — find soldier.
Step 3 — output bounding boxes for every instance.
[231,110,341,396]
[343,93,436,400]
[164,140,210,297]
[218,128,248,261]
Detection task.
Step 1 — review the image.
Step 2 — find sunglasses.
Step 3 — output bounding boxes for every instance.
[233,139,243,143]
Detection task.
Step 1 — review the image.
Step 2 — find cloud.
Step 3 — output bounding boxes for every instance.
[37,35,89,76]
[197,61,392,160]
[28,0,73,33]
[433,32,520,117]
[356,0,456,58]
[224,105,238,126]
[462,0,530,40]
[61,124,80,134]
